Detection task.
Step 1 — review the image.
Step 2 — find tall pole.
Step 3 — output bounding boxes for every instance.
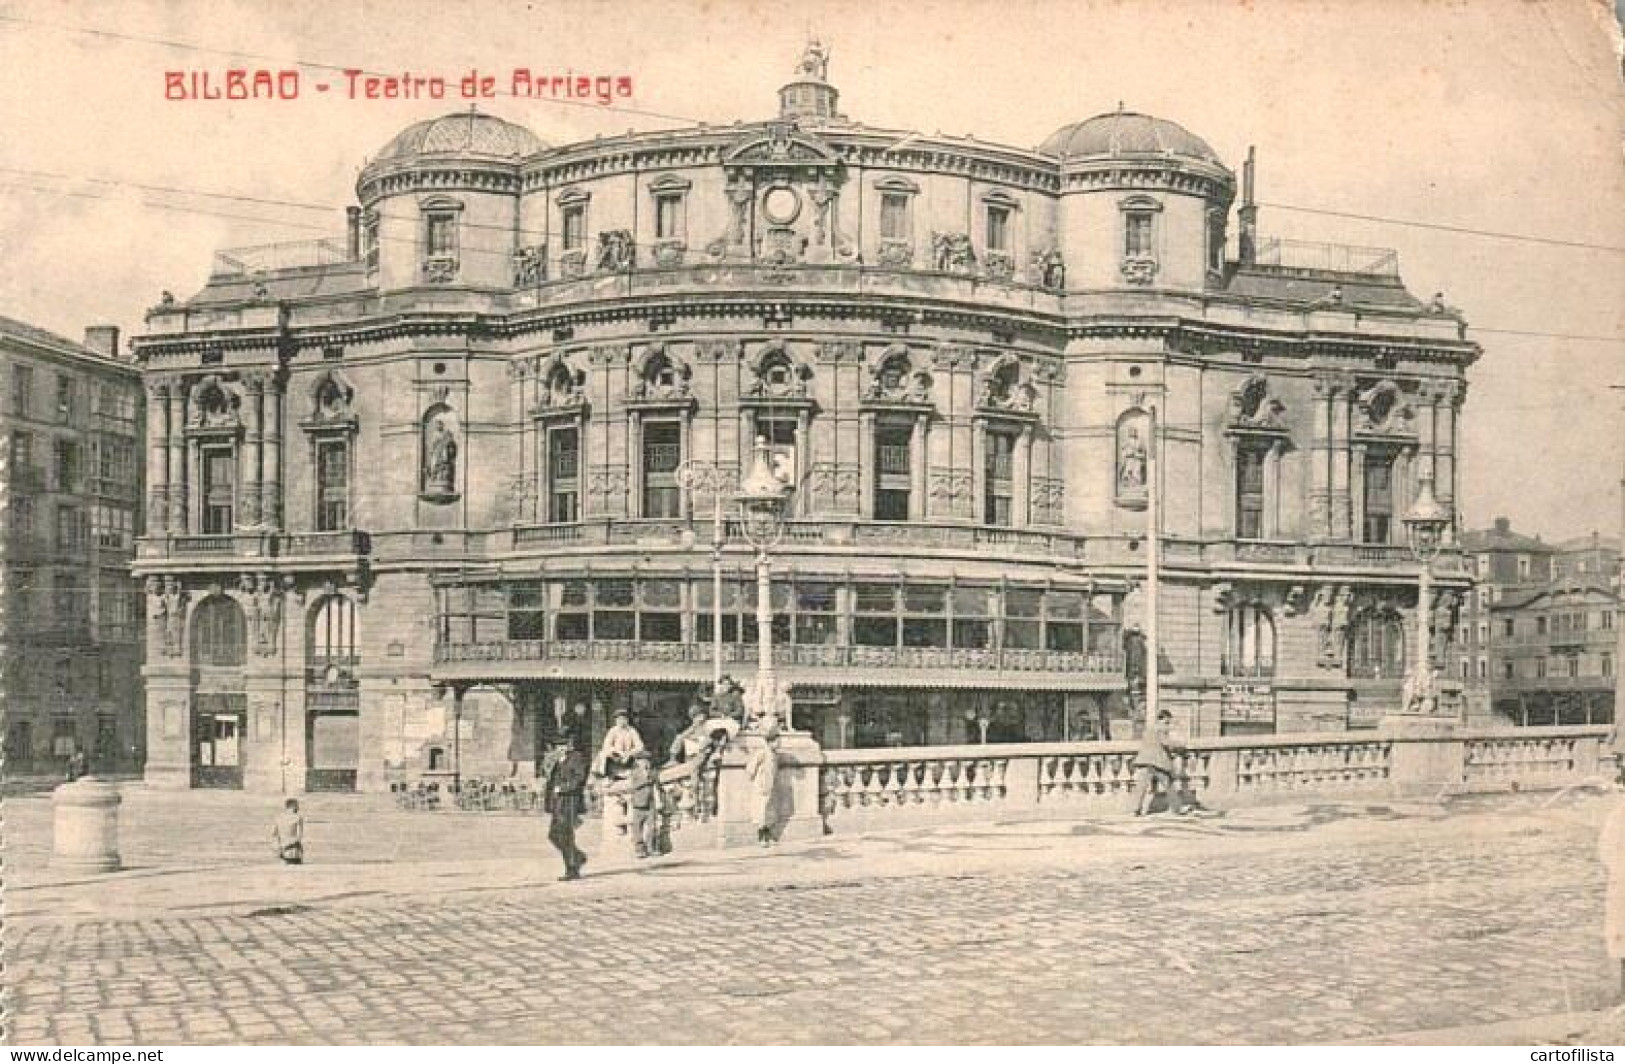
[712,485,724,690]
[1415,560,1433,706]
[757,546,774,712]
[1145,403,1161,721]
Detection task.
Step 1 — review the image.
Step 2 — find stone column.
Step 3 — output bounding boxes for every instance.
[1419,386,1439,486]
[239,376,264,528]
[1330,384,1353,540]
[1014,423,1033,528]
[910,413,928,521]
[1437,384,1459,543]
[971,416,987,525]
[168,386,187,533]
[1350,443,1367,542]
[147,383,170,535]
[1308,377,1333,540]
[858,411,875,520]
[262,380,283,530]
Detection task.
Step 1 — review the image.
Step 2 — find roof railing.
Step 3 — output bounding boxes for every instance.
[1253,237,1399,278]
[210,237,352,278]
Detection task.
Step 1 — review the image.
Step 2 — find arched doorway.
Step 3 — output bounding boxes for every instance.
[190,595,247,789]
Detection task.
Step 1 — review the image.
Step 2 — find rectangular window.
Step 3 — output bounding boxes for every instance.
[362,212,380,271]
[1003,588,1043,650]
[759,416,799,509]
[641,420,682,519]
[879,193,910,242]
[1046,590,1086,653]
[562,205,586,251]
[654,195,683,241]
[316,439,349,532]
[554,580,590,641]
[1124,213,1154,257]
[1503,660,1515,680]
[13,496,33,540]
[853,584,900,647]
[12,364,32,417]
[1236,444,1267,540]
[1503,618,1515,638]
[56,375,77,423]
[55,504,83,551]
[548,426,580,523]
[951,586,992,649]
[874,422,912,521]
[12,430,33,474]
[425,213,457,258]
[1567,655,1580,679]
[1362,454,1394,544]
[792,582,839,645]
[1536,616,1548,636]
[985,431,1015,527]
[901,585,948,649]
[1535,657,1547,679]
[201,445,235,535]
[693,579,744,645]
[639,579,683,643]
[52,439,79,492]
[92,504,131,550]
[1477,658,1487,679]
[1605,654,1615,679]
[986,205,1011,252]
[593,578,636,641]
[1604,612,1615,631]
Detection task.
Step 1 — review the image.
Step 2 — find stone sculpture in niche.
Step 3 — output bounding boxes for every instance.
[595,230,635,273]
[422,412,459,497]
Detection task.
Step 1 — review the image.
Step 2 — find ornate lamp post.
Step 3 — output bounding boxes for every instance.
[674,459,728,690]
[735,435,792,730]
[1402,473,1451,715]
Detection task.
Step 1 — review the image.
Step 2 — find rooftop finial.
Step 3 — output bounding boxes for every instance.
[798,36,830,82]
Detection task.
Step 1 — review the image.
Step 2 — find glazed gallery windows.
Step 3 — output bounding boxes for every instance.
[436,579,1121,658]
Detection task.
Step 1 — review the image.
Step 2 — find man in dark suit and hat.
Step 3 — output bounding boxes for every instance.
[544,728,591,881]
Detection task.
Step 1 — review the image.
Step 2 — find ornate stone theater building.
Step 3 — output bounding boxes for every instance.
[134,46,1476,792]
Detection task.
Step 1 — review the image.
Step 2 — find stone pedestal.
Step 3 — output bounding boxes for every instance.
[1382,714,1463,799]
[51,778,123,873]
[717,731,825,848]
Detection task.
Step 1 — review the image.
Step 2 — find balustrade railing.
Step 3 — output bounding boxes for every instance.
[1234,740,1390,791]
[1463,732,1582,783]
[822,750,1012,830]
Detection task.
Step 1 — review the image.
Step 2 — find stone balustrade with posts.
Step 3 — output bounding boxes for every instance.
[681,724,1613,847]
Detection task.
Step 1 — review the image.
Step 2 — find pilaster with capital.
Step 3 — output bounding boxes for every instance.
[167,384,188,532]
[147,383,171,534]
[238,374,265,528]
[261,375,284,529]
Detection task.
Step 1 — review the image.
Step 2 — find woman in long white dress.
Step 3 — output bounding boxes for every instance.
[746,725,782,847]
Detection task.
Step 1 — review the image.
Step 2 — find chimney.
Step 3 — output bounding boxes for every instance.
[1238,146,1258,266]
[346,206,362,260]
[1493,516,1510,535]
[83,325,120,360]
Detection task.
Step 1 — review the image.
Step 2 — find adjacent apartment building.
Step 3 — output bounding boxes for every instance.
[1,316,145,774]
[133,46,1477,793]
[1457,518,1618,727]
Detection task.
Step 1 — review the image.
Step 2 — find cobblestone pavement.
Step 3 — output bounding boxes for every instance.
[4,793,1620,1045]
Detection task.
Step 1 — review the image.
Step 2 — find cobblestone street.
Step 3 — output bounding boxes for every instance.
[4,790,1622,1044]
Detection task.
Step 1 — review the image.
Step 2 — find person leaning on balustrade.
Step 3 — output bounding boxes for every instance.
[1599,794,1625,997]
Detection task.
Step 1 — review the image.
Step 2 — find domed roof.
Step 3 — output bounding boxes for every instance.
[1039,110,1221,166]
[372,111,548,164]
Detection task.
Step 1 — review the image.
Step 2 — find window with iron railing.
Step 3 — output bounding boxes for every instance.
[1236,443,1268,540]
[316,439,349,532]
[641,421,682,519]
[1362,453,1395,544]
[201,445,235,535]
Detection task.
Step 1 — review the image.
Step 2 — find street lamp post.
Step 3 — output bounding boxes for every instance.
[675,459,727,690]
[1402,473,1451,715]
[735,435,792,730]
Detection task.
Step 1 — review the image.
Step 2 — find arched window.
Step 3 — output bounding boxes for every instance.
[309,595,358,666]
[1225,604,1276,678]
[1348,609,1406,679]
[191,596,246,667]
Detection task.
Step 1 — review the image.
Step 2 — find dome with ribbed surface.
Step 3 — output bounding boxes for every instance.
[372,111,548,163]
[1039,111,1221,165]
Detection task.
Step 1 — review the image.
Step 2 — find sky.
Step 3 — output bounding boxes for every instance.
[0,0,1620,542]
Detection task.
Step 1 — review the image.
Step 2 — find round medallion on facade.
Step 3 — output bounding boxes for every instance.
[761,185,802,226]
